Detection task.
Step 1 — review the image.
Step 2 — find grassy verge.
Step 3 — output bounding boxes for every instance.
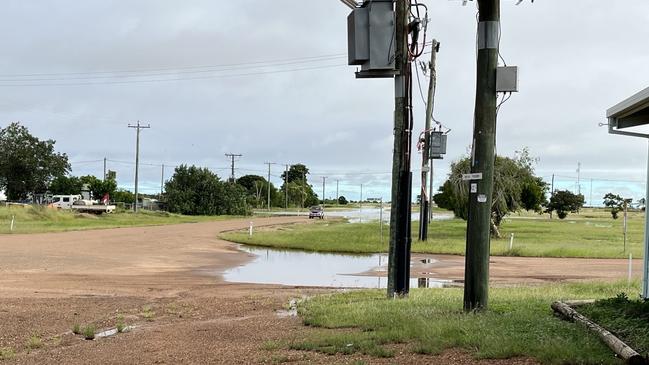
[293,281,637,364]
[221,209,645,258]
[579,293,649,354]
[0,205,238,234]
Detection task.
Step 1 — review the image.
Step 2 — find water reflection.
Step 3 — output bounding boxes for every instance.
[223,245,452,289]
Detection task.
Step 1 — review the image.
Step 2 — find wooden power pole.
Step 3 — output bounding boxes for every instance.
[128,121,150,213]
[418,39,439,241]
[463,0,500,311]
[387,0,413,298]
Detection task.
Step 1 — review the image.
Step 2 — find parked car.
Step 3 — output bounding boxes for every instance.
[309,205,324,219]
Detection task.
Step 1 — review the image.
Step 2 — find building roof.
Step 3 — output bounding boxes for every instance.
[607,86,649,129]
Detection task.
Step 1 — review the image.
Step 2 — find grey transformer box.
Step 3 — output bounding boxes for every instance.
[347,0,396,78]
[430,131,447,159]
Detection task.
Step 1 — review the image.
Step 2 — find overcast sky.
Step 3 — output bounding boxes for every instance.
[1,1,648,205]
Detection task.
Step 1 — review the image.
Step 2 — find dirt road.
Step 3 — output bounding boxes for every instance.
[0,217,634,364]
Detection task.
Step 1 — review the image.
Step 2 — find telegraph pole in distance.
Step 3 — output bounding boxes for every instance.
[264,162,275,211]
[463,0,499,311]
[387,0,413,298]
[160,164,165,198]
[128,121,151,213]
[225,153,242,182]
[336,179,340,204]
[322,176,327,205]
[103,157,107,181]
[418,39,439,241]
[284,164,289,209]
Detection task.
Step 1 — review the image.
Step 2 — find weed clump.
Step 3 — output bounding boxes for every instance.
[82,325,96,340]
[0,347,15,360]
[72,323,81,334]
[116,315,126,333]
[26,335,42,349]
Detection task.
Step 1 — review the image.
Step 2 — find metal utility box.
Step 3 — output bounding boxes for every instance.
[347,0,395,78]
[430,132,447,159]
[347,8,369,65]
[496,66,519,92]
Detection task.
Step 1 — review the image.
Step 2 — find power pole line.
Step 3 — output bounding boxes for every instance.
[336,179,340,204]
[128,121,150,213]
[160,164,165,198]
[387,0,413,299]
[284,164,289,209]
[225,153,242,182]
[418,39,439,241]
[103,157,107,181]
[264,162,275,211]
[463,0,499,311]
[322,176,327,204]
[577,162,581,195]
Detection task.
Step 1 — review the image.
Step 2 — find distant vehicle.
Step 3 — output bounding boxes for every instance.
[308,205,324,219]
[49,194,116,214]
[50,195,82,209]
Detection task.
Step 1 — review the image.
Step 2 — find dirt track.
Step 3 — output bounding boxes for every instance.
[0,217,638,364]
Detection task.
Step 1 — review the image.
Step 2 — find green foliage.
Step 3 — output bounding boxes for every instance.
[27,335,42,349]
[295,282,635,364]
[338,195,348,205]
[0,347,15,360]
[112,189,135,204]
[49,175,83,195]
[237,174,279,208]
[433,148,546,226]
[603,193,631,219]
[281,164,309,183]
[79,175,117,200]
[82,325,95,340]
[580,293,649,353]
[0,122,70,200]
[165,165,250,216]
[545,190,585,219]
[72,323,81,334]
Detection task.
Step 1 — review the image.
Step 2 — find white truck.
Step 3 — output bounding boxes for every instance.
[50,195,116,214]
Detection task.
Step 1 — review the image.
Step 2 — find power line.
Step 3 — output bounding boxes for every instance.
[0,64,346,87]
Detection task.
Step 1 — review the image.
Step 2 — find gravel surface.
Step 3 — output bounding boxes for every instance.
[0,216,626,363]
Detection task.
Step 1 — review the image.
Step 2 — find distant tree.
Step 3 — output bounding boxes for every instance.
[281,164,310,184]
[338,196,348,205]
[112,189,135,204]
[545,190,585,219]
[0,122,70,200]
[49,175,83,195]
[165,165,249,215]
[433,148,546,237]
[603,193,632,219]
[79,175,117,200]
[279,163,318,207]
[236,174,278,208]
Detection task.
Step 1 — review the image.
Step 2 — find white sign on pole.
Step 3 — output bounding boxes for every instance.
[462,173,483,181]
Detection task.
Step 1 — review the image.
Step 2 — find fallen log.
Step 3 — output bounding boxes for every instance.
[551,301,646,365]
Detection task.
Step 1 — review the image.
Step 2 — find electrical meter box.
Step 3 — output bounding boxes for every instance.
[496,66,519,92]
[430,132,447,159]
[347,0,396,78]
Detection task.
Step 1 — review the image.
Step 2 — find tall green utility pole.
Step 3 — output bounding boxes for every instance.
[387,0,413,298]
[463,0,500,311]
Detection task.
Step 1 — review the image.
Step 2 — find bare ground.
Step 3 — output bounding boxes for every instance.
[0,216,637,364]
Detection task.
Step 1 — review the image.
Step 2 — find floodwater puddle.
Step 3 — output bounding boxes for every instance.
[223,245,453,289]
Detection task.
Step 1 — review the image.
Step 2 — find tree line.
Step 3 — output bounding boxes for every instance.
[0,122,326,216]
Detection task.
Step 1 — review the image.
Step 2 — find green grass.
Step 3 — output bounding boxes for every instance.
[82,325,96,340]
[72,323,81,335]
[0,205,239,234]
[294,281,638,364]
[26,335,42,349]
[0,347,15,360]
[579,293,649,354]
[221,208,645,259]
